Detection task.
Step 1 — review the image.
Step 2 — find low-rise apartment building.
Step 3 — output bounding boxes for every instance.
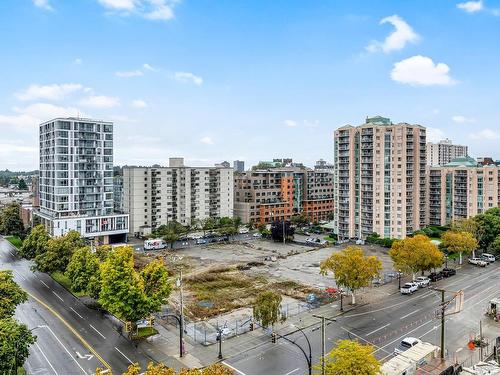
[234,167,333,225]
[123,158,233,235]
[427,156,500,225]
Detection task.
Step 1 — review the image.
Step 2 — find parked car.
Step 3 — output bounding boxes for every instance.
[400,282,419,295]
[239,228,249,234]
[428,272,444,282]
[441,268,457,277]
[481,253,496,263]
[394,337,422,355]
[252,232,262,238]
[195,238,208,245]
[415,276,430,288]
[469,257,488,267]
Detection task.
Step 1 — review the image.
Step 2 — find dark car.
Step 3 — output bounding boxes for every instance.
[441,268,456,277]
[429,272,443,282]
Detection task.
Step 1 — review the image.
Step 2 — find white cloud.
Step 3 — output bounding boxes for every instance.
[132,99,148,108]
[15,83,84,101]
[366,15,419,53]
[32,0,53,11]
[79,95,121,108]
[452,115,476,123]
[0,103,82,130]
[391,55,456,86]
[457,1,484,13]
[200,136,214,145]
[427,127,446,143]
[115,70,144,78]
[469,128,500,140]
[143,63,158,72]
[97,0,135,10]
[174,72,203,86]
[74,58,83,65]
[96,0,177,21]
[284,120,297,128]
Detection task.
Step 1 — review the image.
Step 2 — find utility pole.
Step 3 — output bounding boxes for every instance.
[479,320,483,361]
[441,289,445,360]
[313,315,337,375]
[282,219,286,245]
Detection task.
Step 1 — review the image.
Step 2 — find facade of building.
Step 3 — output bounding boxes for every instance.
[427,138,468,167]
[333,116,427,240]
[36,118,129,242]
[314,159,334,173]
[233,160,245,173]
[427,156,500,225]
[123,158,233,235]
[234,167,334,224]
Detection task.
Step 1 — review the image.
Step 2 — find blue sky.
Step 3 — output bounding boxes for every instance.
[1,0,499,170]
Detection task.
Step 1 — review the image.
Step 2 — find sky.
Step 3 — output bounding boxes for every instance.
[0,0,499,170]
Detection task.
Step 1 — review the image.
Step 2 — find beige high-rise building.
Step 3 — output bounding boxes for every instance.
[123,158,233,235]
[428,156,500,225]
[427,138,468,167]
[333,116,427,240]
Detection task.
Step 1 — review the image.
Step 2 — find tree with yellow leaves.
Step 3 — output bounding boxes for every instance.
[442,230,478,264]
[390,235,444,279]
[320,246,382,305]
[321,340,380,375]
[118,363,233,375]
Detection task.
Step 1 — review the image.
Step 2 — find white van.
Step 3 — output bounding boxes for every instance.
[144,239,167,250]
[481,253,496,263]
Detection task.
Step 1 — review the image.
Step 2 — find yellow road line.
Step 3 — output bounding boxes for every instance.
[27,291,112,372]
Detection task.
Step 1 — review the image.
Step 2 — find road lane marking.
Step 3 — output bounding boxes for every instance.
[222,361,247,375]
[35,342,59,375]
[40,280,50,288]
[419,325,439,338]
[115,347,134,364]
[70,307,84,319]
[14,270,27,281]
[366,323,390,336]
[27,292,112,372]
[400,309,421,320]
[52,291,64,302]
[90,324,106,339]
[374,319,434,355]
[41,325,88,375]
[284,368,300,375]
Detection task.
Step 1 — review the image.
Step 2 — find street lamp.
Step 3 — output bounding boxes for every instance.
[13,326,41,374]
[398,269,402,290]
[290,324,312,375]
[170,255,186,356]
[216,326,224,360]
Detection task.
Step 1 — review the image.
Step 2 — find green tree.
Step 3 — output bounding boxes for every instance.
[474,207,500,250]
[0,270,28,318]
[320,246,382,304]
[0,317,36,374]
[19,224,49,260]
[141,259,172,312]
[218,217,233,227]
[33,230,84,273]
[17,178,28,190]
[321,339,380,375]
[163,230,179,249]
[390,235,444,278]
[442,230,478,264]
[252,290,283,329]
[291,214,308,229]
[489,235,500,256]
[65,247,100,295]
[99,246,150,324]
[201,218,217,235]
[0,203,24,237]
[233,216,242,231]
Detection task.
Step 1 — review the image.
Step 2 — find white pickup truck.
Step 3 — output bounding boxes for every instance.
[468,257,488,267]
[400,282,419,295]
[415,276,430,288]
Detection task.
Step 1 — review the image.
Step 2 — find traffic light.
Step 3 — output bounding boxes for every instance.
[249,322,254,331]
[271,332,277,343]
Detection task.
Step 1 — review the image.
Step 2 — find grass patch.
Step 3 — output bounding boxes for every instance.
[132,326,158,339]
[324,236,336,242]
[5,235,22,249]
[17,367,26,375]
[50,271,87,298]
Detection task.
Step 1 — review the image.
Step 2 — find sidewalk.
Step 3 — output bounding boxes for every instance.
[151,279,401,368]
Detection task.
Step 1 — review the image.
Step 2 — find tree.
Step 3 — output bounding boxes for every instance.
[321,340,380,375]
[442,230,478,264]
[270,220,294,242]
[474,207,500,250]
[33,230,84,273]
[141,259,172,312]
[320,246,381,304]
[99,246,150,324]
[19,224,49,260]
[390,235,444,278]
[0,270,28,318]
[451,218,479,238]
[291,214,309,229]
[179,364,234,375]
[0,203,24,237]
[0,317,36,374]
[233,216,242,231]
[65,247,100,295]
[121,363,233,375]
[17,178,28,190]
[252,290,283,329]
[201,218,217,235]
[489,235,500,256]
[163,230,179,249]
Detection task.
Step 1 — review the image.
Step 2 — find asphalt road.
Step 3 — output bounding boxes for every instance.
[0,237,153,375]
[225,261,500,375]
